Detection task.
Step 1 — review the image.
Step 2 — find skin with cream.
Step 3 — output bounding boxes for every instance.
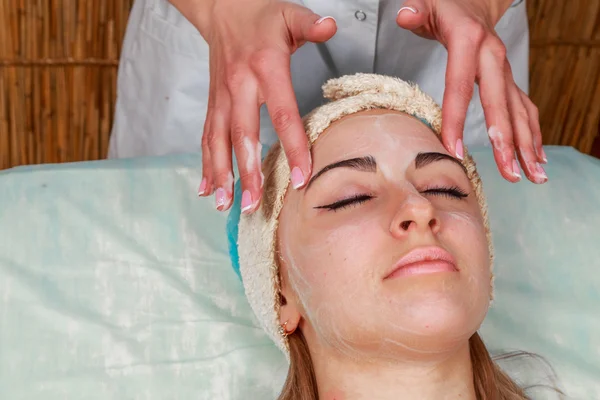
[240,137,263,212]
[277,109,491,400]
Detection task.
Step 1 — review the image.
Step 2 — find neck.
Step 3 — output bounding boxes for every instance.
[311,342,476,400]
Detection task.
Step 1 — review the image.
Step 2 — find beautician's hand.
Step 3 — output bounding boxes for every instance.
[169,0,336,211]
[397,0,547,184]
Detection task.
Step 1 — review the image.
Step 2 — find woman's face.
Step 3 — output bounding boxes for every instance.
[277,110,491,359]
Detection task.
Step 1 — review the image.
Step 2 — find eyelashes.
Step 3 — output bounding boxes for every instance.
[422,186,469,199]
[315,194,374,212]
[315,186,468,212]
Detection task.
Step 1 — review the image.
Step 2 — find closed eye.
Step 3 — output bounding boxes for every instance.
[315,194,374,211]
[315,186,466,212]
[421,186,468,199]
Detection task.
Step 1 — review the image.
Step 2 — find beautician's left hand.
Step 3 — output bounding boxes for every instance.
[397,0,548,184]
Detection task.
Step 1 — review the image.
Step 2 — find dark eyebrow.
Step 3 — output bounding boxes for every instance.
[415,152,467,174]
[306,156,377,191]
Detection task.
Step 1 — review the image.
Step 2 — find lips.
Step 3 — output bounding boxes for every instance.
[384,246,458,279]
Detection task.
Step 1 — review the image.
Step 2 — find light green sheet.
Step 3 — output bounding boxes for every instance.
[0,147,598,399]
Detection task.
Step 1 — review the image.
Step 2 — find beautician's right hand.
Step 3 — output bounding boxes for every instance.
[168,0,337,212]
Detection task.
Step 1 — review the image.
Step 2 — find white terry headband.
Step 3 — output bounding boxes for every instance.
[237,73,493,357]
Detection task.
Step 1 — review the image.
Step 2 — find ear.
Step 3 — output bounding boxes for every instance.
[278,271,302,334]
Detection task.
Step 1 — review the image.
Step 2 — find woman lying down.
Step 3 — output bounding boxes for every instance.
[231,74,560,399]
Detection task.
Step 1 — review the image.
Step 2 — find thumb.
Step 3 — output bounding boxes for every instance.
[283,5,337,44]
[396,0,429,31]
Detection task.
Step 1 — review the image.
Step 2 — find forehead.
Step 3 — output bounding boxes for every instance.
[310,110,448,168]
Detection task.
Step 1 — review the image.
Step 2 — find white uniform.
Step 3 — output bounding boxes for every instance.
[108,0,529,158]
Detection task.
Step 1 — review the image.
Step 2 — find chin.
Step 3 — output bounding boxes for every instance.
[409,305,479,338]
[383,297,486,354]
[383,273,489,331]
[385,317,479,356]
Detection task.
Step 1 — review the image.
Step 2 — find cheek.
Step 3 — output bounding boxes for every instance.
[439,210,491,294]
[293,220,381,291]
[284,219,388,352]
[441,210,488,259]
[283,216,384,321]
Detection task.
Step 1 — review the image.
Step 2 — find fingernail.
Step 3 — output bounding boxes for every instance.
[215,188,227,210]
[291,167,305,189]
[397,6,418,16]
[540,147,548,164]
[455,139,464,160]
[511,159,522,180]
[315,16,336,25]
[534,162,548,183]
[198,178,207,196]
[241,190,253,213]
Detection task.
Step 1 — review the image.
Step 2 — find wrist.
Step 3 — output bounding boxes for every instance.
[168,0,215,37]
[488,0,517,25]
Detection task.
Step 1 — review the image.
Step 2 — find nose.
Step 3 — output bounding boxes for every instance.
[389,193,440,238]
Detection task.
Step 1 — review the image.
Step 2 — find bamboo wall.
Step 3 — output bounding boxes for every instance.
[0,0,133,169]
[528,0,600,154]
[0,0,599,170]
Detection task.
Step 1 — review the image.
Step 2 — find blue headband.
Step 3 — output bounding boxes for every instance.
[226,117,434,279]
[226,178,244,278]
[226,144,271,278]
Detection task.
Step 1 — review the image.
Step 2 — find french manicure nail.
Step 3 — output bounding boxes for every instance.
[540,147,548,163]
[241,190,253,213]
[215,188,226,210]
[455,139,464,160]
[315,16,336,25]
[511,159,522,180]
[198,178,207,196]
[535,163,548,183]
[397,6,418,15]
[291,167,305,189]
[537,163,547,176]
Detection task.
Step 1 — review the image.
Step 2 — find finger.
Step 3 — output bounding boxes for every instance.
[477,36,521,182]
[229,74,263,214]
[200,125,214,196]
[504,72,547,184]
[208,79,234,211]
[282,4,337,44]
[518,87,546,163]
[507,83,546,183]
[395,0,429,31]
[441,23,484,160]
[200,48,218,197]
[253,49,311,190]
